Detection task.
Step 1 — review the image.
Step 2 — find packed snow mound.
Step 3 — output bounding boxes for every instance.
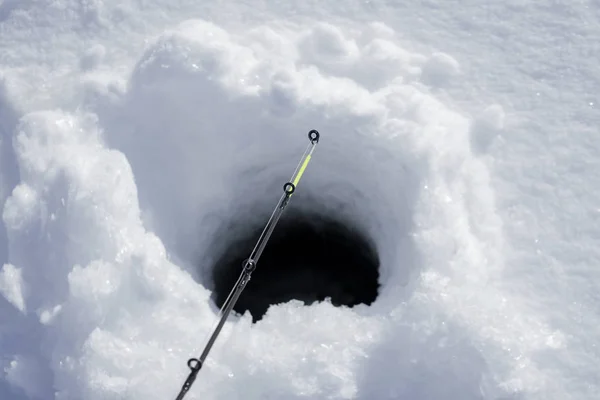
[0,16,570,400]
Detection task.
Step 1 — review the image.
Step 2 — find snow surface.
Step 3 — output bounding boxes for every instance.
[1,1,599,399]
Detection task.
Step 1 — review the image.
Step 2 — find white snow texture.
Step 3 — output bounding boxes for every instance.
[1,1,599,400]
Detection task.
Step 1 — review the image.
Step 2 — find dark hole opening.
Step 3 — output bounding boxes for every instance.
[211,212,380,322]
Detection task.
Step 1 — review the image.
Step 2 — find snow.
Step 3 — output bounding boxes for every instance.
[1,1,599,400]
[0,263,24,313]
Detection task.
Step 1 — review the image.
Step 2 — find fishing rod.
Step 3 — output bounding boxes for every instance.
[174,129,320,400]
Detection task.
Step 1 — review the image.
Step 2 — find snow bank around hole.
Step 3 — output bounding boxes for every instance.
[0,110,214,399]
[0,17,567,400]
